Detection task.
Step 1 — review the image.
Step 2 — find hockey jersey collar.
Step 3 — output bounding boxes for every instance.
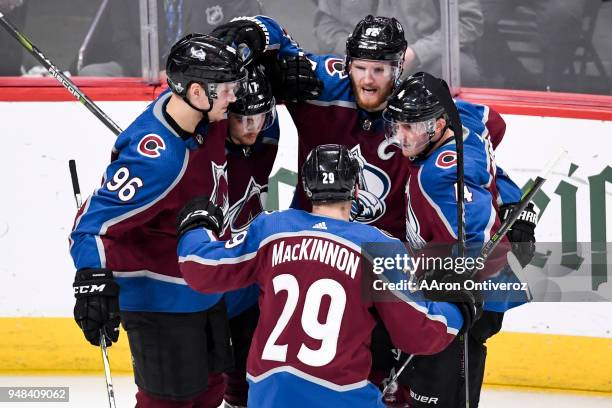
[357,108,384,132]
[153,91,209,146]
[161,98,210,145]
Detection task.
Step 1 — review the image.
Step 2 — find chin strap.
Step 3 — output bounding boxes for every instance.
[182,94,213,115]
[182,83,215,115]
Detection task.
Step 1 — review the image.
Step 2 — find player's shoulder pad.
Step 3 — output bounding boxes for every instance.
[111,93,188,177]
[455,98,487,138]
[369,225,403,243]
[420,139,484,189]
[306,54,354,106]
[243,209,283,232]
[422,142,459,178]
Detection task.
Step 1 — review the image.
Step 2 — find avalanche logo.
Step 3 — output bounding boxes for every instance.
[137,134,165,158]
[226,177,267,234]
[350,145,391,224]
[405,176,426,250]
[435,151,457,169]
[210,162,230,235]
[325,58,347,79]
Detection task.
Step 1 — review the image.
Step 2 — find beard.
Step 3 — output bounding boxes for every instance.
[351,77,394,111]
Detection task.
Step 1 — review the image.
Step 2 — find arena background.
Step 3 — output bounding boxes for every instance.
[0,0,611,400]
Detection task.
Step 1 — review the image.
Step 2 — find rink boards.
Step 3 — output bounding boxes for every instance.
[0,91,610,393]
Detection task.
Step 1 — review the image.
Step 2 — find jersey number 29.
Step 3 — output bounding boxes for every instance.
[262,274,346,367]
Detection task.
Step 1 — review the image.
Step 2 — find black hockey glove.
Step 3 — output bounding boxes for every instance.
[500,202,537,267]
[420,268,483,335]
[73,268,120,346]
[211,18,267,64]
[261,55,323,102]
[176,195,224,238]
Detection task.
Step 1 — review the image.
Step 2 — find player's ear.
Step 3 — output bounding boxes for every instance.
[187,83,211,110]
[188,82,202,99]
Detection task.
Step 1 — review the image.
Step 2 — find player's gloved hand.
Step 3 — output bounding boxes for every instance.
[262,55,323,102]
[176,195,224,238]
[211,18,267,65]
[420,268,483,334]
[500,202,537,267]
[73,268,120,346]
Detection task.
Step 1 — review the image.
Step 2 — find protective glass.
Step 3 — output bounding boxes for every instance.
[347,58,402,82]
[230,106,277,134]
[207,75,248,100]
[384,117,436,157]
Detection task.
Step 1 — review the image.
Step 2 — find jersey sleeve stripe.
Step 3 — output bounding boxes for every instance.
[113,269,189,285]
[69,196,92,251]
[306,99,357,109]
[179,251,258,266]
[376,274,462,334]
[179,230,363,264]
[99,149,189,235]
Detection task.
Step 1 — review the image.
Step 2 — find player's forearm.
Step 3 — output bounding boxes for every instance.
[251,15,304,58]
[375,299,463,355]
[178,229,257,293]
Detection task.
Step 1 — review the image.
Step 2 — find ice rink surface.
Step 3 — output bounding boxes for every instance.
[0,376,610,407]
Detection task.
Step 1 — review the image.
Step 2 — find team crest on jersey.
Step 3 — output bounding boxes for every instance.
[205,6,223,25]
[210,162,230,235]
[405,176,426,250]
[435,151,457,169]
[137,134,166,158]
[350,145,391,224]
[325,58,347,79]
[226,177,267,234]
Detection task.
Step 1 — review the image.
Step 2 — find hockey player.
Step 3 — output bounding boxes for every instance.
[69,34,251,407]
[382,72,537,407]
[210,15,515,404]
[212,14,410,238]
[176,144,481,408]
[221,64,280,407]
[226,64,279,235]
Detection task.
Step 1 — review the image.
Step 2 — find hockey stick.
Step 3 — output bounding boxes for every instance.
[477,147,567,264]
[68,160,83,208]
[0,12,122,137]
[382,74,467,398]
[69,160,117,408]
[382,147,568,398]
[422,73,469,407]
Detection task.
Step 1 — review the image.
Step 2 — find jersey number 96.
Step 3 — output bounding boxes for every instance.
[106,167,144,202]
